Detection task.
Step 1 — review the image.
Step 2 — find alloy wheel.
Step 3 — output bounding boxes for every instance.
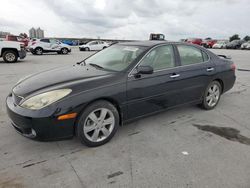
[83,108,115,142]
[36,48,43,55]
[206,84,220,107]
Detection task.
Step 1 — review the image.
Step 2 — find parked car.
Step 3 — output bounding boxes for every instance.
[241,41,250,50]
[212,41,228,49]
[201,39,217,48]
[186,38,203,45]
[79,41,109,51]
[6,41,236,147]
[61,40,74,46]
[226,40,244,49]
[0,41,26,63]
[28,38,71,55]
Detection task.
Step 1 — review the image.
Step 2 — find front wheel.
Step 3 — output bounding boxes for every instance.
[200,81,222,110]
[77,100,119,147]
[2,50,18,63]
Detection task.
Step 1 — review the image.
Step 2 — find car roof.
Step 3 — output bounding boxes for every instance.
[118,40,191,47]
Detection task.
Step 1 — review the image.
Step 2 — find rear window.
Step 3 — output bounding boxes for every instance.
[40,39,50,43]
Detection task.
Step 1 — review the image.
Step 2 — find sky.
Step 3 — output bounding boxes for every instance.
[0,0,249,40]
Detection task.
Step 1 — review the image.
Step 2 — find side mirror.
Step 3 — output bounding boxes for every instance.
[136,65,153,75]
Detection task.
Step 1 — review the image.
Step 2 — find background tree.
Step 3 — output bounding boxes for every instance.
[243,35,250,41]
[229,34,240,42]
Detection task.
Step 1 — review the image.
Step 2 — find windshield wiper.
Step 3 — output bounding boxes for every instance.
[89,63,104,69]
[76,60,86,65]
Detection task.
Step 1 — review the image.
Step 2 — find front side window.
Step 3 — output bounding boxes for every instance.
[85,45,145,71]
[177,45,204,65]
[139,45,175,71]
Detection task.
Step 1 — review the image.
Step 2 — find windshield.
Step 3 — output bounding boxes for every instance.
[85,45,146,71]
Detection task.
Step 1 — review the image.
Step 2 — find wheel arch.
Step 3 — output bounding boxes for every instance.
[213,78,224,93]
[1,48,18,57]
[73,97,123,135]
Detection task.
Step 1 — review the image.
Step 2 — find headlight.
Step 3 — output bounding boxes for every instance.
[20,89,72,110]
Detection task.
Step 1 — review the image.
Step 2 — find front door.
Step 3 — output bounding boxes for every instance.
[126,45,183,120]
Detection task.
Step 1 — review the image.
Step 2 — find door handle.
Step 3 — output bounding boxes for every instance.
[207,67,214,72]
[170,74,180,78]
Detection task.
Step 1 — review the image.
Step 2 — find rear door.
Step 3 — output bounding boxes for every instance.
[174,44,216,104]
[40,39,51,50]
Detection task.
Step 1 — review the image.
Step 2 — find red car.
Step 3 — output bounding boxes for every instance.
[201,39,217,48]
[186,38,203,45]
[5,35,29,47]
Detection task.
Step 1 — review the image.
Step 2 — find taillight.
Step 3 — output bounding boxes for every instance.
[32,42,36,45]
[231,63,236,71]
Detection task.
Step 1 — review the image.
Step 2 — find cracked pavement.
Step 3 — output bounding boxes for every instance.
[0,48,250,188]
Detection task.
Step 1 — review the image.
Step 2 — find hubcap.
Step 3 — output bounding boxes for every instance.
[83,108,115,142]
[206,84,220,107]
[5,53,15,62]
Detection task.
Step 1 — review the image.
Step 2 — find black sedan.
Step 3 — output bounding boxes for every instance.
[6,41,236,147]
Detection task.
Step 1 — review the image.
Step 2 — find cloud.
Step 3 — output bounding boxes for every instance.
[0,0,250,40]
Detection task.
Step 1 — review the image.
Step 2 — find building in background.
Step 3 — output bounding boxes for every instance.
[0,31,11,38]
[29,27,44,38]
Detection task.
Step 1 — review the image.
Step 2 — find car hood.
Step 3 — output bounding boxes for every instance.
[13,64,116,97]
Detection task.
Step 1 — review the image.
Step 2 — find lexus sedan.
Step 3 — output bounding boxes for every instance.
[6,41,236,147]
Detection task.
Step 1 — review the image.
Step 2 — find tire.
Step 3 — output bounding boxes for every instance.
[35,47,43,55]
[200,81,222,110]
[85,47,90,51]
[103,46,107,49]
[77,100,119,147]
[3,50,18,63]
[61,48,69,54]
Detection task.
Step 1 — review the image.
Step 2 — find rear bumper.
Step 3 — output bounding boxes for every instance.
[6,94,75,141]
[18,49,26,59]
[223,73,236,93]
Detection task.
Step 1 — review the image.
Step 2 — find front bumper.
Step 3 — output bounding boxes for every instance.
[18,49,26,59]
[6,93,75,141]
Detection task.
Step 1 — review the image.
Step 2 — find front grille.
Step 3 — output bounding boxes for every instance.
[12,92,23,105]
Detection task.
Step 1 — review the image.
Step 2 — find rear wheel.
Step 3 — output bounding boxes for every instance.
[85,47,90,51]
[35,47,43,55]
[77,100,119,147]
[200,81,222,110]
[3,50,18,63]
[61,48,69,54]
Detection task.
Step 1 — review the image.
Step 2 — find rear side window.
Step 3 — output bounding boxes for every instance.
[177,45,205,65]
[40,39,50,43]
[202,51,209,61]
